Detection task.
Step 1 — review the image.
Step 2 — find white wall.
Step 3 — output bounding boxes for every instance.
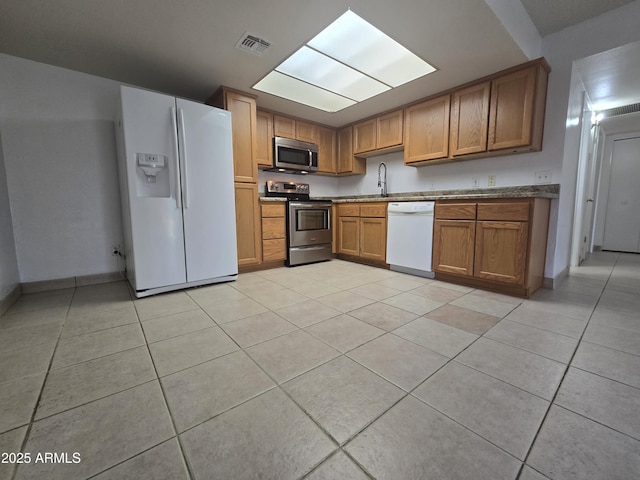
[0,54,124,283]
[0,131,20,300]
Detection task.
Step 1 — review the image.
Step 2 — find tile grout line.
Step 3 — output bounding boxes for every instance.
[10,290,75,480]
[513,252,620,479]
[131,297,197,480]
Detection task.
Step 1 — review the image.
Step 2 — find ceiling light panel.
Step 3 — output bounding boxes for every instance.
[252,10,436,112]
[276,46,390,102]
[254,71,356,112]
[308,10,436,87]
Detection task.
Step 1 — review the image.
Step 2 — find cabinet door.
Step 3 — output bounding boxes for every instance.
[360,217,387,262]
[234,183,262,266]
[296,121,318,143]
[317,126,336,174]
[488,67,536,151]
[474,221,528,284]
[377,110,403,149]
[404,95,451,163]
[450,82,490,156]
[256,110,273,168]
[273,115,296,138]
[337,126,365,175]
[353,119,376,154]
[225,91,258,183]
[338,217,360,256]
[433,219,475,276]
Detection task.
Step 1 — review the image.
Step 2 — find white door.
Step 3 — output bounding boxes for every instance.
[603,136,640,253]
[176,98,238,281]
[120,86,187,290]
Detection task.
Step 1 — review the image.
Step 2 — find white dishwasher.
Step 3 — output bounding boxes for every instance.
[386,201,435,278]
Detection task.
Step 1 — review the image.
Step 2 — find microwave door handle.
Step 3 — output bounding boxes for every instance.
[308,150,312,168]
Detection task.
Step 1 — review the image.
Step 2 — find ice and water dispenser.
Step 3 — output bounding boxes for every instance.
[136,153,170,198]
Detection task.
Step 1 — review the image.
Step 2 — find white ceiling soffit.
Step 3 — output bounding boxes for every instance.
[520,0,637,36]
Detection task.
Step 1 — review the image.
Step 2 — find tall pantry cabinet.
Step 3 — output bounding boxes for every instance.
[207,87,262,268]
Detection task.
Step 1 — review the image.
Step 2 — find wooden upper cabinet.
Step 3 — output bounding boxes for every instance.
[317,126,337,175]
[256,110,273,168]
[273,115,317,143]
[450,82,490,156]
[296,121,318,143]
[377,110,403,149]
[207,88,258,183]
[488,65,542,151]
[353,119,377,154]
[337,126,366,175]
[273,114,296,139]
[404,95,451,164]
[353,110,403,155]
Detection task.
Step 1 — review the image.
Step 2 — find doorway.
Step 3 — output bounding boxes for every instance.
[602,136,640,253]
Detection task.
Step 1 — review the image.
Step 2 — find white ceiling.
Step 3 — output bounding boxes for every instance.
[575,40,640,112]
[520,0,636,36]
[0,0,638,128]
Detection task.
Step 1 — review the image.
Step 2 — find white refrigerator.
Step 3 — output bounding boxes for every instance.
[115,86,237,298]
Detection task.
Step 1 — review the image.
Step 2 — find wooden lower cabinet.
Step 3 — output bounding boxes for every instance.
[475,221,528,284]
[338,217,360,256]
[433,220,476,276]
[337,203,387,264]
[261,202,286,262]
[433,198,550,297]
[360,217,386,261]
[234,183,262,267]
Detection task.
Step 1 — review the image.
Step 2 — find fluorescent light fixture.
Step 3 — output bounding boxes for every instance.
[308,11,436,87]
[253,10,435,112]
[277,46,390,102]
[254,71,356,112]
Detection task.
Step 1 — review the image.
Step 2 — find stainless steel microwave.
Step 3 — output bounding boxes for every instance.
[272,137,318,174]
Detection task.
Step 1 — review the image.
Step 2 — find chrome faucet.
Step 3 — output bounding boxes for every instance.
[377,162,387,197]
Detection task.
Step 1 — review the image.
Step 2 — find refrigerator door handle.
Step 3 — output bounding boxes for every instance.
[170,107,182,209]
[177,108,190,209]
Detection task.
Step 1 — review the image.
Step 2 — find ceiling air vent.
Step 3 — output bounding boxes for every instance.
[601,103,640,118]
[235,32,271,56]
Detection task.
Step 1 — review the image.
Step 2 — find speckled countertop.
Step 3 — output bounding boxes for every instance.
[260,184,559,203]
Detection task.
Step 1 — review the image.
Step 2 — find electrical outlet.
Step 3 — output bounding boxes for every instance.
[112,244,121,256]
[472,177,479,188]
[535,170,552,184]
[488,175,496,187]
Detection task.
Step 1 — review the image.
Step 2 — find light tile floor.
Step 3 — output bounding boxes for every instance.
[1,252,639,479]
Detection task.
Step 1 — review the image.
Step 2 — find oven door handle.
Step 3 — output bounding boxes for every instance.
[291,245,331,251]
[289,202,332,209]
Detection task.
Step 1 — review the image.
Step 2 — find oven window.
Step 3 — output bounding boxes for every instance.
[296,210,328,231]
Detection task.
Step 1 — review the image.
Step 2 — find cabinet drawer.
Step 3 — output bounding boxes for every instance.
[261,203,285,218]
[338,204,360,217]
[360,203,387,217]
[477,202,529,221]
[262,217,285,239]
[263,239,286,261]
[435,203,477,220]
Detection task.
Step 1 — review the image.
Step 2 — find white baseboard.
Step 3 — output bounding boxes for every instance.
[543,266,569,289]
[0,284,22,316]
[21,271,125,294]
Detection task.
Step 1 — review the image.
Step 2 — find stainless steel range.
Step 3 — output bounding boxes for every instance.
[265,181,332,267]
